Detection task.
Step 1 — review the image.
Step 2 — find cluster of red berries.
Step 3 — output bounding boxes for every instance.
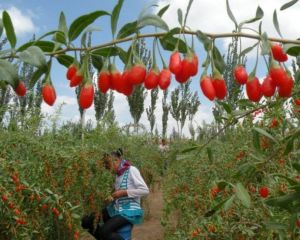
[97,51,198,95]
[234,44,294,102]
[210,186,221,198]
[2,175,27,226]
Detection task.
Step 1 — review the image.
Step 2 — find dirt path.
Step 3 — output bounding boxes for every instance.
[80,182,164,240]
[132,182,164,240]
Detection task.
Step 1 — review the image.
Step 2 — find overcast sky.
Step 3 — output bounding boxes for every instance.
[1,0,299,136]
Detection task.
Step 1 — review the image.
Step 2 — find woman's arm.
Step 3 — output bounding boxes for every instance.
[127,166,149,198]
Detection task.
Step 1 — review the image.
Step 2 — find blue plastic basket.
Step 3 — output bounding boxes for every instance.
[117,224,132,240]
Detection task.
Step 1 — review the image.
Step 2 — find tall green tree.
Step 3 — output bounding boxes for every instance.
[146,88,159,134]
[188,92,200,139]
[162,89,170,138]
[104,90,115,125]
[170,80,196,137]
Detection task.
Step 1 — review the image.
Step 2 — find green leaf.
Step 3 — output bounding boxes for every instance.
[2,11,16,48]
[240,41,259,57]
[181,144,199,153]
[237,99,255,108]
[58,12,68,37]
[217,181,228,190]
[45,189,53,195]
[283,43,300,57]
[92,46,127,64]
[224,195,235,211]
[213,46,226,74]
[117,21,138,39]
[58,213,63,220]
[218,102,232,114]
[71,213,80,219]
[240,6,264,26]
[68,11,109,41]
[265,192,300,209]
[37,30,62,41]
[0,59,18,88]
[29,68,46,89]
[196,30,212,51]
[260,32,270,55]
[0,18,3,38]
[157,4,170,17]
[284,137,294,155]
[235,183,251,208]
[253,127,278,143]
[280,0,299,10]
[54,31,67,45]
[19,46,47,68]
[34,41,56,53]
[177,9,183,26]
[160,33,188,53]
[91,55,103,71]
[207,147,213,163]
[111,0,124,37]
[273,10,283,38]
[226,0,238,28]
[56,55,74,68]
[184,0,194,26]
[18,41,56,53]
[264,221,288,231]
[137,14,169,31]
[54,12,68,44]
[292,163,300,172]
[252,130,261,151]
[272,174,298,186]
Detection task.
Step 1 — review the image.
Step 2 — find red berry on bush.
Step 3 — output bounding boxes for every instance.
[180,52,198,83]
[110,65,122,92]
[294,99,300,106]
[234,65,248,85]
[210,186,220,198]
[261,75,276,97]
[8,202,14,209]
[278,75,293,98]
[66,64,77,80]
[269,66,287,87]
[42,84,56,106]
[144,68,159,90]
[158,69,171,90]
[15,81,27,96]
[212,76,227,100]
[169,51,182,76]
[98,70,111,94]
[70,73,84,87]
[121,70,134,96]
[296,219,300,228]
[200,75,216,101]
[2,194,8,202]
[271,44,288,62]
[79,84,94,109]
[259,186,269,198]
[269,118,279,128]
[16,218,26,225]
[246,77,262,102]
[129,63,146,85]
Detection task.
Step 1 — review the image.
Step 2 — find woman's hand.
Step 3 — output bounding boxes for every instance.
[112,190,127,199]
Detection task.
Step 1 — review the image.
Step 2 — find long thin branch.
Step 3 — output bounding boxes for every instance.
[2,30,299,60]
[52,30,300,56]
